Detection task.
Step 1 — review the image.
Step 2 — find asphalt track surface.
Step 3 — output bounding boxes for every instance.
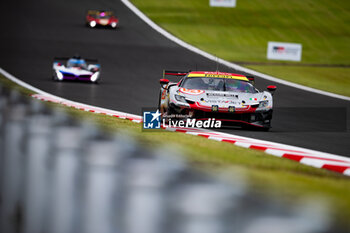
[1,0,349,156]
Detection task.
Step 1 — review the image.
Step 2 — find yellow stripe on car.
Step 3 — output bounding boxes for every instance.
[187,73,248,81]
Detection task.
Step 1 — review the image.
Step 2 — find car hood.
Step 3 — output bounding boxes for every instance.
[178,89,265,107]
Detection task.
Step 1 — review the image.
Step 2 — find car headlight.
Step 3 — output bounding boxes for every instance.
[257,100,269,110]
[174,94,187,103]
[259,100,269,108]
[89,21,96,27]
[90,72,100,82]
[111,22,117,28]
[56,70,63,80]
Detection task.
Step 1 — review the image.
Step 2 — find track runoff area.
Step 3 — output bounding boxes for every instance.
[1,0,349,175]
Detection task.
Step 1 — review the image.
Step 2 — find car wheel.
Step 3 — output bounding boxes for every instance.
[161,105,175,124]
[261,125,270,131]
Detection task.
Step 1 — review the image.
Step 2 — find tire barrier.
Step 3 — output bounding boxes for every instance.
[0,84,344,233]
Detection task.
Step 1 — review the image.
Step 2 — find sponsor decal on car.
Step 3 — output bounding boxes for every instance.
[202,99,238,104]
[161,89,167,100]
[188,72,248,81]
[179,88,204,95]
[207,93,239,98]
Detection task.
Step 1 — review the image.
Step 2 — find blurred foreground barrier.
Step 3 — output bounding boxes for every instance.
[0,84,344,233]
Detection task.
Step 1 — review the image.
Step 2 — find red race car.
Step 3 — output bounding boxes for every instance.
[86,10,119,29]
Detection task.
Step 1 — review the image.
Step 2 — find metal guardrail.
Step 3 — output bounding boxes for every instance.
[0,83,343,233]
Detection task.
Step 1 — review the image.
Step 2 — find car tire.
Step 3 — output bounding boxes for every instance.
[166,104,176,116]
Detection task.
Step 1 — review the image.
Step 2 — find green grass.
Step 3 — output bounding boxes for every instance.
[247,65,350,96]
[1,73,350,226]
[130,0,350,96]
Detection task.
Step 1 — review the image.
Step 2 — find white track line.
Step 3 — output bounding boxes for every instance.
[121,0,350,102]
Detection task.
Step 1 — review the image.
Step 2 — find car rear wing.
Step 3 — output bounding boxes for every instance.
[163,70,189,79]
[87,10,96,16]
[53,57,99,66]
[54,57,98,62]
[84,58,99,63]
[53,57,70,61]
[87,10,113,16]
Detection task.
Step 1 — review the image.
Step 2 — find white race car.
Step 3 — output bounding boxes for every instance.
[52,55,101,83]
[159,70,277,130]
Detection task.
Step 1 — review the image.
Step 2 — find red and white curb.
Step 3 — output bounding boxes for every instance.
[32,93,350,176]
[165,127,350,176]
[32,94,142,123]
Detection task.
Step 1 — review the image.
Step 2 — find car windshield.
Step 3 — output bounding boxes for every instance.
[67,59,87,69]
[181,77,258,93]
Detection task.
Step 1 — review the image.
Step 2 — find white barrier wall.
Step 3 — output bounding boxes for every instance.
[267,42,302,61]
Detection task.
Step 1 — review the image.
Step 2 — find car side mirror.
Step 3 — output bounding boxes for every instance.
[267,85,277,95]
[160,79,169,85]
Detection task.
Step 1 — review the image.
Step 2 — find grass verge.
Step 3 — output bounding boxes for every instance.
[247,65,350,96]
[1,74,350,226]
[129,0,350,96]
